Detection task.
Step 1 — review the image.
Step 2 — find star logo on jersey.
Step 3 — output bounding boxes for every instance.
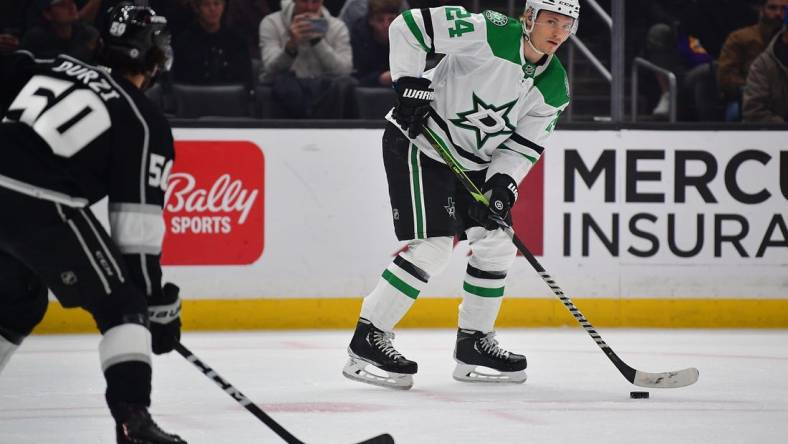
[450,94,517,149]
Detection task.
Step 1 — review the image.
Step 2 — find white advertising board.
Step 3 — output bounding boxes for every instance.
[158,128,786,300]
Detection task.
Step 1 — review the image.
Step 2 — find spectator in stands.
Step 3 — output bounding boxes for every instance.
[350,0,400,87]
[76,0,107,24]
[173,0,252,86]
[679,0,761,61]
[743,12,788,123]
[225,0,278,60]
[259,0,355,118]
[718,0,787,121]
[282,0,344,17]
[21,0,99,62]
[643,0,759,118]
[1,1,38,54]
[339,0,408,30]
[409,0,468,7]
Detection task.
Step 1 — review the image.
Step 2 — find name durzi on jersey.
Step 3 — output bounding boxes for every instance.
[51,60,120,101]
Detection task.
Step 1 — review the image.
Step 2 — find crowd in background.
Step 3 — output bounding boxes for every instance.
[1,0,786,123]
[628,0,788,123]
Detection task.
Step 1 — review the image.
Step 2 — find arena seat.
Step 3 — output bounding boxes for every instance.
[354,87,397,119]
[173,83,251,118]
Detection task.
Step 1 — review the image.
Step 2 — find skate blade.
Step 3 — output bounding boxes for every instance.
[342,356,413,390]
[452,363,527,384]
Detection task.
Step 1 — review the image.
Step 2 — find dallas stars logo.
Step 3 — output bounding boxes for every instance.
[450,94,517,149]
[484,10,509,26]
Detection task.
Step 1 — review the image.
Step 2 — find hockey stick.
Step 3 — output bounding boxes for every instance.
[174,343,395,444]
[421,126,699,388]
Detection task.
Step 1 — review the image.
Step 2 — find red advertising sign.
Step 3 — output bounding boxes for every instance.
[511,157,544,255]
[161,141,264,265]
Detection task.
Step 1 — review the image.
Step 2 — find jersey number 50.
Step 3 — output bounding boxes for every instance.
[3,75,111,158]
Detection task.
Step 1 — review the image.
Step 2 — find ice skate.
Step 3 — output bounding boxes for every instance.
[115,405,187,444]
[343,318,417,390]
[453,329,527,384]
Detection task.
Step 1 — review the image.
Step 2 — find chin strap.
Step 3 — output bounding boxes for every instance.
[524,33,546,58]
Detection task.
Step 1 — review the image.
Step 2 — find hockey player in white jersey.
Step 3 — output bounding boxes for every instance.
[343,0,579,389]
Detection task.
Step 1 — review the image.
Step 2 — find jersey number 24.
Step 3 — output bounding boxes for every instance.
[446,7,475,38]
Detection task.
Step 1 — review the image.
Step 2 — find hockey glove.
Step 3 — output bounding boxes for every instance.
[148,283,182,355]
[468,174,519,230]
[392,76,435,139]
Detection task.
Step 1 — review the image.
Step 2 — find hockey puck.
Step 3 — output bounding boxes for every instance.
[630,391,649,399]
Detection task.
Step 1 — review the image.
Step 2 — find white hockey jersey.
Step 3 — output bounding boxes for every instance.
[387,7,570,185]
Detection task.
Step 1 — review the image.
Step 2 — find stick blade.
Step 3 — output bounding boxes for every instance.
[633,367,699,388]
[354,433,395,444]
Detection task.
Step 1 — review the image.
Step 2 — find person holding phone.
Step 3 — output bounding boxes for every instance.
[259,0,355,118]
[172,0,252,87]
[0,1,31,54]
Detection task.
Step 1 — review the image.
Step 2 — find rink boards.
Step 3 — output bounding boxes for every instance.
[36,128,788,332]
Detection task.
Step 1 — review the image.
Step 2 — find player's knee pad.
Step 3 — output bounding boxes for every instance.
[399,236,454,277]
[99,323,152,373]
[467,228,517,273]
[0,334,19,374]
[88,283,149,334]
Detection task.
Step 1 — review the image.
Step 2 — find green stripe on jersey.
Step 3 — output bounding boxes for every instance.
[383,269,421,299]
[409,145,425,239]
[500,145,538,164]
[464,282,505,297]
[535,56,570,108]
[403,10,429,53]
[483,11,522,65]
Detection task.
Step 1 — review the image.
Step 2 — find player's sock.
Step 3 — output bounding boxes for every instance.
[100,324,153,412]
[458,264,505,333]
[360,255,428,332]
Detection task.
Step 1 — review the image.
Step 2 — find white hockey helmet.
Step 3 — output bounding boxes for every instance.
[522,0,581,35]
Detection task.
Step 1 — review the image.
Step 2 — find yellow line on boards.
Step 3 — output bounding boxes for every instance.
[31,297,788,334]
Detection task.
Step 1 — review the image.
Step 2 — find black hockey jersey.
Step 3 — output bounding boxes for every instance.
[0,50,174,297]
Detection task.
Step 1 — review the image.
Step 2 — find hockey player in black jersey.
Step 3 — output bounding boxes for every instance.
[0,3,185,443]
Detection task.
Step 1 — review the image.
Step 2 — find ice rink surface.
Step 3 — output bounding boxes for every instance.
[1,329,787,444]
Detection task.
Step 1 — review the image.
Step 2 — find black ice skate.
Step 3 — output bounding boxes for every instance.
[342,318,417,390]
[453,329,527,384]
[115,405,187,444]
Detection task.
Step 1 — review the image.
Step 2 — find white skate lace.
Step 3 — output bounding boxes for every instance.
[372,330,403,360]
[479,332,511,359]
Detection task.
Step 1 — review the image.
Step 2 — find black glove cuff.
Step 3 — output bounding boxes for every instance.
[485,173,519,203]
[393,76,435,101]
[148,283,181,325]
[148,298,181,325]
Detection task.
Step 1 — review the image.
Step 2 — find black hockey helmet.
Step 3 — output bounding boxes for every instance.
[99,2,171,74]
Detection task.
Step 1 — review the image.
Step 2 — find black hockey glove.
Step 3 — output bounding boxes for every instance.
[392,76,435,139]
[468,174,519,230]
[148,283,182,355]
